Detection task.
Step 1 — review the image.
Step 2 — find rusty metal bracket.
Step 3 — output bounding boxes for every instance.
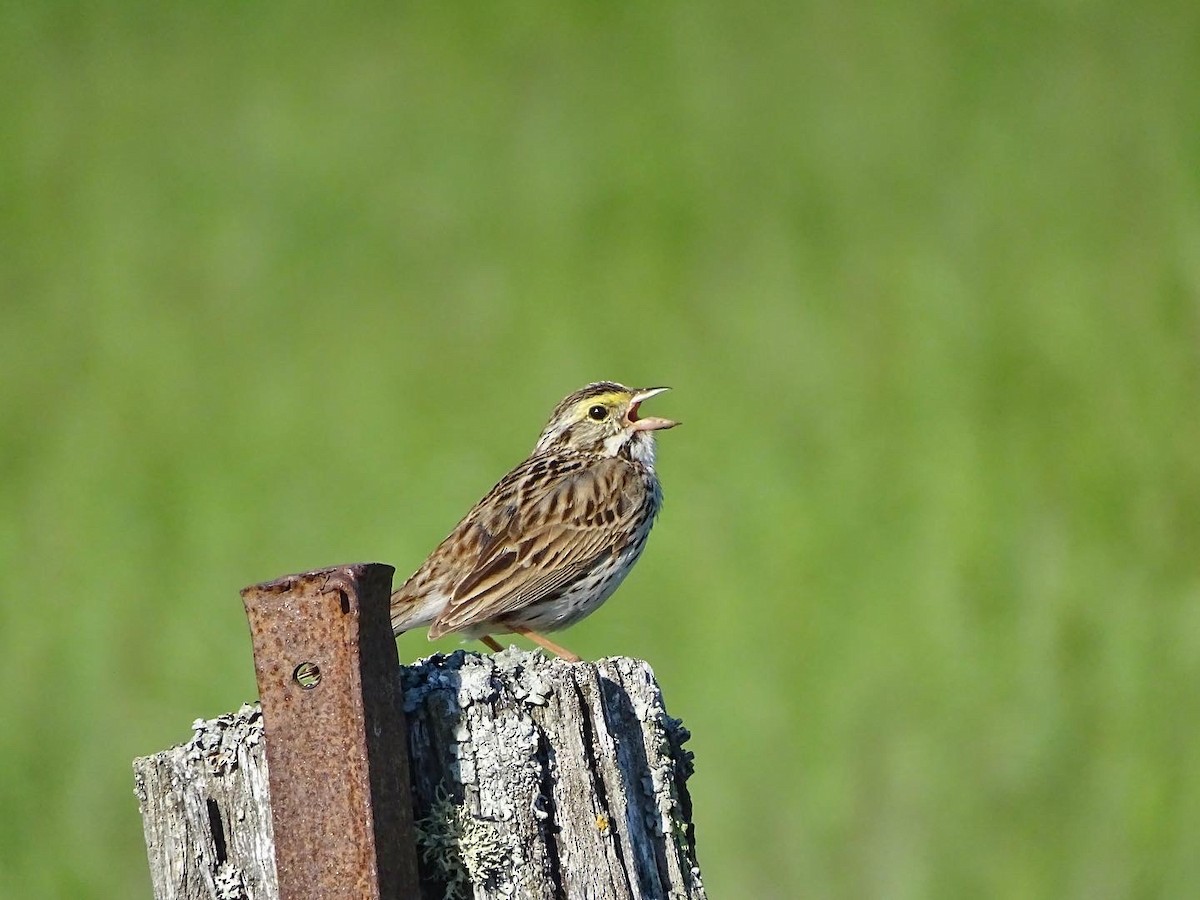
[241,563,419,900]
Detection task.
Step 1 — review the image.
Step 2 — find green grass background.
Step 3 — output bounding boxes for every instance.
[3,2,1199,897]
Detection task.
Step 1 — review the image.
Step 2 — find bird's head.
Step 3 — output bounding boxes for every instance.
[534,381,679,464]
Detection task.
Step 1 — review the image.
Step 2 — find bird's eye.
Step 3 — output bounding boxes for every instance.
[588,404,608,421]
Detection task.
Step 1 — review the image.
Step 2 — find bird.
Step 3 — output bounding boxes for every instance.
[390,381,679,662]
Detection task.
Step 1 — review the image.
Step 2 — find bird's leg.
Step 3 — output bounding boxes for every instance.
[506,624,582,663]
[480,635,504,653]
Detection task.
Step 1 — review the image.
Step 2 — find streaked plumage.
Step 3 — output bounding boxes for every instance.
[390,381,678,661]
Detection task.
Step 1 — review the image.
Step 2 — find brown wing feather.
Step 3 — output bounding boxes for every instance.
[427,454,646,638]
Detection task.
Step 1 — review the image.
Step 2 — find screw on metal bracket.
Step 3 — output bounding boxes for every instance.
[241,563,419,899]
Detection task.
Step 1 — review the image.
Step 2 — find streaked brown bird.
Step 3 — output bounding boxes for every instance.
[390,381,678,661]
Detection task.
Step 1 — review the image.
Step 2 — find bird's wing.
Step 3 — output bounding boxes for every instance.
[428,455,646,638]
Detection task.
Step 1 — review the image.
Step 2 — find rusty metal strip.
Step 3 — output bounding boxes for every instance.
[241,563,420,900]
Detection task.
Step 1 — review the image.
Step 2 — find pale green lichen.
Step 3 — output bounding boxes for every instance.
[415,786,507,900]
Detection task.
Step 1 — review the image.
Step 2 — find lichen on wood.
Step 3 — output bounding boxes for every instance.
[133,703,276,900]
[134,650,706,900]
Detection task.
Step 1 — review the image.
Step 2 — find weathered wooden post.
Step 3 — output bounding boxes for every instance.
[133,565,706,899]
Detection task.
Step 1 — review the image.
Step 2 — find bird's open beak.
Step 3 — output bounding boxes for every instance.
[628,386,680,432]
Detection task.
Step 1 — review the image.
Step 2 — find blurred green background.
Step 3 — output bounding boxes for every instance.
[3,2,1199,897]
